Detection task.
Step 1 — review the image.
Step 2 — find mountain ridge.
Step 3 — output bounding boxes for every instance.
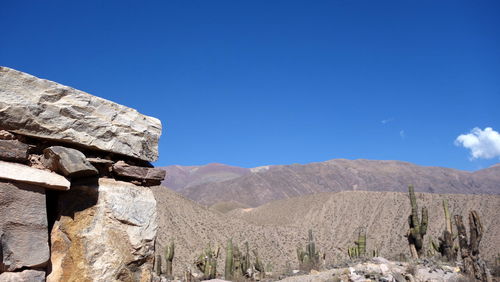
[160,159,500,207]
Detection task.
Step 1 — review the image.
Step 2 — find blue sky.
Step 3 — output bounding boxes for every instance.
[1,1,499,171]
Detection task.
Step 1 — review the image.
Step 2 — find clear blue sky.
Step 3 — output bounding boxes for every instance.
[1,1,499,171]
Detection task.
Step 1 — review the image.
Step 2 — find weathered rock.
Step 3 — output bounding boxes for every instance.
[113,161,166,185]
[0,181,49,272]
[0,130,15,140]
[0,160,70,190]
[42,146,98,178]
[0,140,29,162]
[0,269,46,282]
[0,66,162,162]
[48,178,157,282]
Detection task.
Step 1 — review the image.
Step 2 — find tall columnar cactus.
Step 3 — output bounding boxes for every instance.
[241,241,251,276]
[253,249,265,279]
[164,241,174,277]
[297,229,321,271]
[407,185,428,258]
[224,239,234,280]
[455,211,492,282]
[196,243,219,280]
[355,230,367,256]
[438,200,456,261]
[155,254,162,276]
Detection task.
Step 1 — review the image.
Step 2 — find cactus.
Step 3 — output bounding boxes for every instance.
[155,254,162,276]
[241,241,251,277]
[407,185,428,258]
[297,229,321,271]
[455,211,492,281]
[164,240,174,277]
[224,239,233,280]
[195,243,219,280]
[355,230,366,256]
[253,249,265,279]
[438,200,456,261]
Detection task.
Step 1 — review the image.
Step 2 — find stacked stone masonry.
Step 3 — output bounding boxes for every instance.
[0,66,164,281]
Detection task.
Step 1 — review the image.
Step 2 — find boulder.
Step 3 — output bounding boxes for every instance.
[0,269,46,282]
[48,178,157,282]
[0,66,162,162]
[0,140,29,163]
[0,181,49,272]
[0,160,70,191]
[113,161,166,185]
[42,146,98,178]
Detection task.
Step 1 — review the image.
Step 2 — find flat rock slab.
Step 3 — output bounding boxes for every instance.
[0,269,46,282]
[48,178,157,282]
[43,146,98,178]
[0,140,29,163]
[0,181,49,271]
[0,160,70,190]
[0,66,162,162]
[113,161,166,182]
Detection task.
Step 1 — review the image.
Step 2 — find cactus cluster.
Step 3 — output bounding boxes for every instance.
[195,243,219,280]
[297,229,322,272]
[224,239,265,280]
[406,185,428,258]
[347,229,379,259]
[154,240,175,277]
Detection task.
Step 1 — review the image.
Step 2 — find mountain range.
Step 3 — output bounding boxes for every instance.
[161,159,500,208]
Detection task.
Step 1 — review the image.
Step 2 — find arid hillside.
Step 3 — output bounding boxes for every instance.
[151,186,500,277]
[175,159,500,207]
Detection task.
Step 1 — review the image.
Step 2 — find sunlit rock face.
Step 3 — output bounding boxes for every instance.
[47,178,158,282]
[0,66,162,162]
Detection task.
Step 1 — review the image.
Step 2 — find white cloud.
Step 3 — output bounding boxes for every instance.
[455,127,500,159]
[399,130,405,139]
[381,118,394,124]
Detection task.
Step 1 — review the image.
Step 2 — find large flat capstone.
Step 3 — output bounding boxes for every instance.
[0,66,162,162]
[0,181,50,272]
[48,178,157,282]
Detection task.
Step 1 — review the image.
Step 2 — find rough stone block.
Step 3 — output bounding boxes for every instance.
[47,178,157,282]
[0,269,46,282]
[113,161,166,183]
[0,181,49,272]
[0,66,162,162]
[0,140,29,163]
[0,160,70,191]
[42,146,98,178]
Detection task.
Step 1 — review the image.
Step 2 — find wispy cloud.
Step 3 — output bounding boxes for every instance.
[455,127,500,159]
[381,118,394,124]
[399,130,405,139]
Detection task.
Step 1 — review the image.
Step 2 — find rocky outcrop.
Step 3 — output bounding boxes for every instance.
[0,66,162,162]
[48,178,158,282]
[0,160,70,191]
[0,181,49,272]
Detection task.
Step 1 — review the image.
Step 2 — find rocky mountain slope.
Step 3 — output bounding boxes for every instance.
[164,159,500,207]
[152,186,500,278]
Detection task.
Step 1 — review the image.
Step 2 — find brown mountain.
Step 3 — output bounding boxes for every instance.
[151,186,500,277]
[160,163,250,192]
[164,159,500,207]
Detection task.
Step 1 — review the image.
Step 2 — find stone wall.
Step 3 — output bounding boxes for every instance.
[0,67,165,282]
